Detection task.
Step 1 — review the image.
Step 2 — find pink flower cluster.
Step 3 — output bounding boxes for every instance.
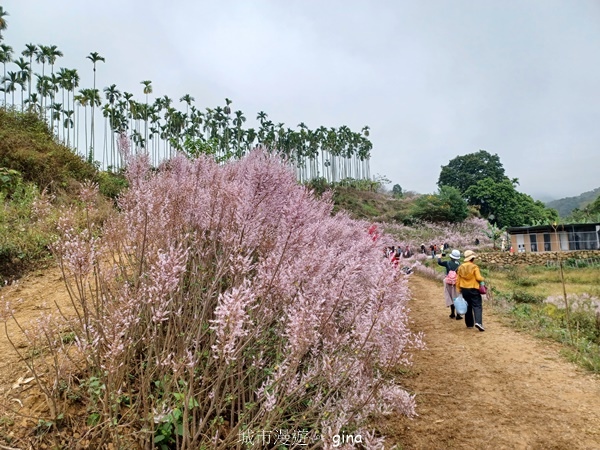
[384,217,493,253]
[51,149,422,448]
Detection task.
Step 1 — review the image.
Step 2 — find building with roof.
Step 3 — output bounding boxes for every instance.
[507,223,600,253]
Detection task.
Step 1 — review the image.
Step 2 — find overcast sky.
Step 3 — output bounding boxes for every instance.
[3,0,600,200]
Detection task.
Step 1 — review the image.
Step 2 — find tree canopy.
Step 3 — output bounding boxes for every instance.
[409,185,469,223]
[464,177,558,228]
[566,194,600,223]
[437,150,509,195]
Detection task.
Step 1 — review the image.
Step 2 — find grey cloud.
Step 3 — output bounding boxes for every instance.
[3,0,599,199]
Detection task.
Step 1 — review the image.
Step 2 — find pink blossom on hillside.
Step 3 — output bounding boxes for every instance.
[384,217,493,253]
[50,148,422,448]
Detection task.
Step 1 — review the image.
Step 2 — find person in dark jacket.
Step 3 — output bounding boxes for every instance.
[438,249,462,319]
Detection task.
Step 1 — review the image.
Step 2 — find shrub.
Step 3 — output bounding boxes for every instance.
[41,150,422,448]
[97,170,128,199]
[304,176,330,196]
[0,181,52,278]
[409,186,468,223]
[0,167,24,197]
[512,290,544,304]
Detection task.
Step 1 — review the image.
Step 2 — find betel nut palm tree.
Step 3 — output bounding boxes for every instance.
[1,4,374,178]
[141,80,152,147]
[0,43,13,105]
[44,45,63,130]
[21,43,37,100]
[13,57,29,110]
[87,51,105,161]
[0,6,8,40]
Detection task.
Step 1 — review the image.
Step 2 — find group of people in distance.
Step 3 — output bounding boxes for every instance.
[384,246,415,274]
[437,248,486,332]
[385,245,413,264]
[421,243,449,258]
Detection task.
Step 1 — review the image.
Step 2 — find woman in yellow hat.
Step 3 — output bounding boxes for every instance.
[456,249,486,331]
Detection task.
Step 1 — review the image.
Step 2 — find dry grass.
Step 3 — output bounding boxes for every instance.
[483,264,600,299]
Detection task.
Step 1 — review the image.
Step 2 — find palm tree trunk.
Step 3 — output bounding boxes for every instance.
[2,63,6,106]
[84,106,88,155]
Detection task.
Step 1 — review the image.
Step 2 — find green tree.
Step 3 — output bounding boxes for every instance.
[410,185,469,223]
[392,183,403,198]
[1,70,18,106]
[586,195,600,215]
[484,222,504,249]
[438,150,510,195]
[465,177,557,228]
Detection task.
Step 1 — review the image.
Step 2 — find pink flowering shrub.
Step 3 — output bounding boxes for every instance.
[48,149,422,448]
[413,264,445,282]
[384,217,493,253]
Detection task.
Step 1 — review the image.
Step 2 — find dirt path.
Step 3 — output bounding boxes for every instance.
[0,266,74,442]
[383,274,600,450]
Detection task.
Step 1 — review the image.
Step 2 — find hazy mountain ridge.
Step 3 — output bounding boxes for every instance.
[545,187,600,218]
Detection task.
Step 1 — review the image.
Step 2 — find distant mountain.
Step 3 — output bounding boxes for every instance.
[546,187,600,218]
[533,194,556,203]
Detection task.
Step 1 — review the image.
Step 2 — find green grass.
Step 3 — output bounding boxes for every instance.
[0,108,97,190]
[0,109,119,280]
[486,264,600,373]
[0,181,54,279]
[482,263,600,298]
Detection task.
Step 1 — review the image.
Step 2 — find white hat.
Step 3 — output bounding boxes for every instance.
[450,249,461,260]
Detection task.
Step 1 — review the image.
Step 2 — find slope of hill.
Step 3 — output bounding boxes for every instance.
[0,109,97,189]
[332,186,412,222]
[0,109,121,280]
[546,187,600,217]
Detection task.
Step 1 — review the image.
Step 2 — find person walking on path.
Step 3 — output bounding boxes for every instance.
[456,249,486,331]
[438,249,462,320]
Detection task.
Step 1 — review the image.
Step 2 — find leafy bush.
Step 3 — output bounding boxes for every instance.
[40,150,422,448]
[304,176,330,196]
[505,270,539,287]
[409,186,469,223]
[0,181,53,278]
[511,290,544,304]
[97,170,128,199]
[0,167,24,197]
[0,177,112,280]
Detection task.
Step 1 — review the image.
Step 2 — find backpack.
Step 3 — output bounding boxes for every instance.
[444,270,457,285]
[444,260,460,285]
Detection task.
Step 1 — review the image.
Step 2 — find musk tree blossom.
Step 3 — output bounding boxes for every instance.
[48,148,422,448]
[210,280,256,364]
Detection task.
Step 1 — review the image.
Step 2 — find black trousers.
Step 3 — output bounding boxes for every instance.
[461,288,483,327]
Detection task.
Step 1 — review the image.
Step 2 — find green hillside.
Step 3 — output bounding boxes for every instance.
[0,109,123,280]
[546,187,600,217]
